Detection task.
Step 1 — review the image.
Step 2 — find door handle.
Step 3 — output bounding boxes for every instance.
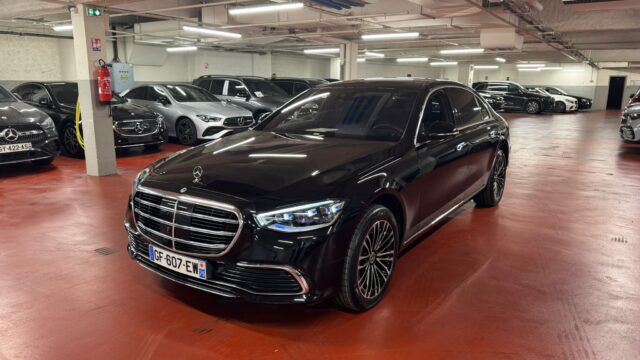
[456,142,469,152]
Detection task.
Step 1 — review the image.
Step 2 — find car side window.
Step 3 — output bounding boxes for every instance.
[196,79,211,92]
[31,86,52,104]
[507,85,522,94]
[486,85,507,92]
[475,95,492,120]
[227,80,249,97]
[417,89,455,142]
[293,82,310,95]
[210,80,225,95]
[13,84,39,103]
[445,87,484,128]
[125,87,147,100]
[272,80,293,95]
[147,86,166,102]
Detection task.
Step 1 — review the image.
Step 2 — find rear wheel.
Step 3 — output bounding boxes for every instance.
[474,149,507,207]
[176,118,198,146]
[61,122,84,158]
[334,205,398,312]
[525,100,541,114]
[554,101,566,113]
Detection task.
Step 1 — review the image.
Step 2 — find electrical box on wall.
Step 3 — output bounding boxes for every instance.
[110,63,134,93]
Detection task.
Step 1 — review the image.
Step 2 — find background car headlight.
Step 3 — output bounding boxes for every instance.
[255,200,345,233]
[41,117,55,129]
[196,114,223,122]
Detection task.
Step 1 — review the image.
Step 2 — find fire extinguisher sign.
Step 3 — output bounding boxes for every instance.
[91,38,102,52]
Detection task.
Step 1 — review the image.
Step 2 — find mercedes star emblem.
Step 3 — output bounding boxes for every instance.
[134,122,144,134]
[193,166,203,184]
[180,187,187,193]
[1,128,19,142]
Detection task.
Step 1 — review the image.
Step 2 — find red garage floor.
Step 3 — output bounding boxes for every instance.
[1,111,639,359]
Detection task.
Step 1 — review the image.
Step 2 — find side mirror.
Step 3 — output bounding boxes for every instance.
[13,93,22,101]
[38,98,52,107]
[245,93,251,102]
[427,121,458,139]
[630,93,635,99]
[258,112,272,122]
[157,96,170,106]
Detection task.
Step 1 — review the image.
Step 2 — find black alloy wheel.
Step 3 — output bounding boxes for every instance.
[61,122,83,158]
[474,149,507,207]
[554,101,566,113]
[176,118,198,146]
[335,205,399,312]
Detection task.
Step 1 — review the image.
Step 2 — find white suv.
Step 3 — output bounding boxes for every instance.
[620,104,640,142]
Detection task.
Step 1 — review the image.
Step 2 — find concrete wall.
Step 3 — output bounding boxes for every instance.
[0,34,67,90]
[358,61,442,79]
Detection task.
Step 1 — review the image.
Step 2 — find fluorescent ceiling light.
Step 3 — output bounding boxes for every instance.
[182,25,242,39]
[517,63,545,68]
[397,57,429,63]
[361,32,419,41]
[364,51,384,58]
[563,68,584,72]
[430,61,458,66]
[518,68,541,72]
[541,67,563,70]
[474,65,499,69]
[229,2,304,15]
[495,57,506,63]
[440,48,484,55]
[304,48,340,54]
[52,24,73,32]
[166,46,198,52]
[357,58,366,63]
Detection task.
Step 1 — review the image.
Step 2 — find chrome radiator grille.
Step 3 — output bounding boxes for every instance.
[132,188,242,255]
[114,119,159,137]
[0,125,45,145]
[223,116,254,127]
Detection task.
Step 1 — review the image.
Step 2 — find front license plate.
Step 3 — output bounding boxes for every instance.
[148,244,207,279]
[0,143,32,154]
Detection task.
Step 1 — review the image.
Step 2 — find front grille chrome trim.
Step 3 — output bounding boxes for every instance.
[133,186,243,258]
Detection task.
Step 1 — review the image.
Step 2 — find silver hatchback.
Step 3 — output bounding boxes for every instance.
[121,84,254,145]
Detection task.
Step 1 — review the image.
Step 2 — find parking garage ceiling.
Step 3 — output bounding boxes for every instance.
[2,0,640,67]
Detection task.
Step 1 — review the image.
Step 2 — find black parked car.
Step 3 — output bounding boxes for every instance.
[270,77,329,96]
[473,81,554,114]
[193,75,291,119]
[478,91,505,111]
[124,79,510,311]
[0,85,60,166]
[543,86,592,110]
[12,82,167,157]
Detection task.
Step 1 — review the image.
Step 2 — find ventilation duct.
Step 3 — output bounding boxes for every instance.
[480,28,523,51]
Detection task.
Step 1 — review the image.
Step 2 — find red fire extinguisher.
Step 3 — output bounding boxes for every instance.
[97,59,112,104]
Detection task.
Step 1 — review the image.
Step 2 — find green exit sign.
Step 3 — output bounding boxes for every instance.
[87,8,102,16]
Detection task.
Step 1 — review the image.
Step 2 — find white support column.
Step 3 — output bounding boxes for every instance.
[457,62,474,87]
[71,4,117,176]
[341,41,358,80]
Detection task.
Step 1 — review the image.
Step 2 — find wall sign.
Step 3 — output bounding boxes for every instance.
[91,38,102,52]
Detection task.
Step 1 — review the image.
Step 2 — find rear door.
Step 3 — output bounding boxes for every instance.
[411,88,470,240]
[445,87,497,193]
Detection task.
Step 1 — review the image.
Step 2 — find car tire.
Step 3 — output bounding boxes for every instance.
[525,100,541,114]
[31,157,54,166]
[176,118,198,146]
[61,122,84,158]
[474,149,507,207]
[554,101,566,113]
[334,205,399,312]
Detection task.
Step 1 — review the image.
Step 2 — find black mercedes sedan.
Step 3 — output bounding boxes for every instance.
[0,85,60,166]
[124,79,510,311]
[473,81,554,114]
[12,82,167,157]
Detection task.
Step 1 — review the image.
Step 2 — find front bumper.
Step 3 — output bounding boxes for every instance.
[113,121,167,148]
[567,102,578,111]
[620,116,640,142]
[123,189,353,304]
[578,100,592,110]
[0,136,60,165]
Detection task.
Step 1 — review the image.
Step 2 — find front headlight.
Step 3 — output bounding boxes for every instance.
[629,113,640,120]
[196,114,223,122]
[41,117,55,129]
[255,200,345,233]
[132,167,150,194]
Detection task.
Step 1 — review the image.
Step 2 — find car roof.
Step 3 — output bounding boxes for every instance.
[196,75,268,81]
[321,78,459,90]
[18,81,77,86]
[271,77,328,82]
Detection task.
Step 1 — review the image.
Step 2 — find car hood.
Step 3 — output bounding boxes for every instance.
[569,95,591,102]
[143,130,396,204]
[179,102,253,117]
[112,101,157,121]
[248,96,289,110]
[624,103,640,114]
[0,100,50,126]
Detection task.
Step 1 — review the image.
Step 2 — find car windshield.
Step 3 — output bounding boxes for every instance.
[242,79,288,98]
[49,83,78,106]
[166,85,219,102]
[259,87,419,142]
[111,92,126,104]
[0,86,15,102]
[547,87,566,95]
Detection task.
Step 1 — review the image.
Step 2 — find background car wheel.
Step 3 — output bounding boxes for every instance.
[31,157,54,166]
[474,149,507,207]
[554,101,566,113]
[176,118,198,146]
[334,205,399,312]
[525,101,541,114]
[61,122,84,158]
